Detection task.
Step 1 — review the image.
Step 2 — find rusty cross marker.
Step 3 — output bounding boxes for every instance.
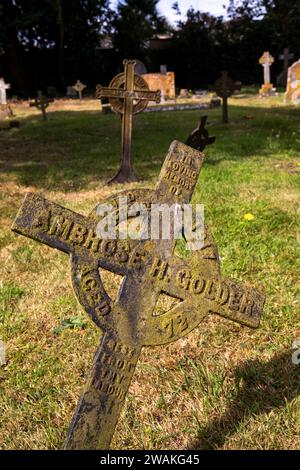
[96,60,161,184]
[12,141,265,449]
[30,91,54,121]
[185,115,216,151]
[214,71,241,123]
[73,80,86,100]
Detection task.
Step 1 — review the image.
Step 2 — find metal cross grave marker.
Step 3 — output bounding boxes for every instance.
[30,91,54,121]
[185,115,216,151]
[11,140,265,449]
[214,71,241,124]
[73,80,86,100]
[96,59,161,184]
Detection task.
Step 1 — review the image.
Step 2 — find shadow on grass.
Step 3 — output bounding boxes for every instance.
[188,350,300,449]
[0,104,299,191]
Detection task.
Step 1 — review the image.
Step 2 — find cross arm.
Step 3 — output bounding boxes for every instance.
[149,256,265,329]
[96,85,161,103]
[11,193,132,276]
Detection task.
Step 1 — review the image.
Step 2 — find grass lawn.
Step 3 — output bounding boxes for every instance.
[0,91,299,450]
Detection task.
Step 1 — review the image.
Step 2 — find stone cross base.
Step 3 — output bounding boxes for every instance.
[259,83,276,96]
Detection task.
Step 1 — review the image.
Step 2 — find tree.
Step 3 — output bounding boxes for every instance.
[112,0,170,62]
[0,0,112,93]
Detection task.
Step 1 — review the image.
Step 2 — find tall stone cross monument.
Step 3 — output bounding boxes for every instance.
[0,78,10,105]
[96,60,161,184]
[12,139,265,449]
[259,51,276,96]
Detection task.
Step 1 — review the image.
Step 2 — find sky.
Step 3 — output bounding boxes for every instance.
[158,0,230,24]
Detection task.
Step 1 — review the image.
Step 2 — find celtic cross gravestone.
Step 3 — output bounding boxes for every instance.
[96,59,161,184]
[73,80,86,100]
[214,71,241,124]
[12,140,265,449]
[29,91,54,121]
[259,52,276,96]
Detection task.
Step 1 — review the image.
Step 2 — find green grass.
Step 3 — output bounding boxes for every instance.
[0,91,299,449]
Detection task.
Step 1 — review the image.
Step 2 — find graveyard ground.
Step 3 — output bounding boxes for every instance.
[0,90,299,450]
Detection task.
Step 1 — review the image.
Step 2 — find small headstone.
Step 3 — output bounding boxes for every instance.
[72,80,86,100]
[179,88,189,98]
[67,86,77,98]
[47,86,57,98]
[259,51,276,96]
[96,59,161,184]
[29,91,54,121]
[160,64,167,75]
[135,60,147,75]
[185,115,216,151]
[0,104,13,120]
[12,140,265,450]
[0,78,10,105]
[213,71,241,123]
[285,59,300,105]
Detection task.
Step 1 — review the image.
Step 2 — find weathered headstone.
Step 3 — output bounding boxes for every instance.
[29,91,54,121]
[67,86,77,98]
[0,78,10,105]
[73,80,87,100]
[213,71,241,123]
[142,72,176,100]
[47,86,58,98]
[179,88,189,98]
[185,115,216,151]
[96,59,161,184]
[12,140,265,450]
[259,51,276,96]
[160,64,167,75]
[284,59,300,105]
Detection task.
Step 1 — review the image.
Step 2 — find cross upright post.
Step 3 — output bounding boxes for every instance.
[96,59,161,184]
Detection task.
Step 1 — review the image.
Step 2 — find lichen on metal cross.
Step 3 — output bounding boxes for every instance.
[96,60,161,184]
[11,140,265,449]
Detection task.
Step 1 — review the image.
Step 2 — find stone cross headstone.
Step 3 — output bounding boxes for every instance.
[259,51,276,96]
[213,71,241,123]
[284,59,300,105]
[96,59,161,184]
[29,91,54,121]
[185,115,216,151]
[72,80,86,100]
[0,78,10,105]
[12,140,265,450]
